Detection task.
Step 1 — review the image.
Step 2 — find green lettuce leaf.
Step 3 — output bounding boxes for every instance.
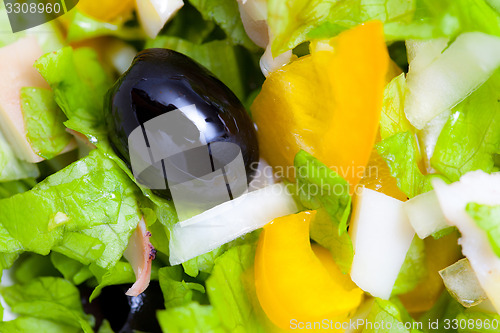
[35,47,112,134]
[50,252,93,285]
[271,0,500,56]
[419,290,465,333]
[294,150,353,272]
[159,266,206,309]
[188,0,257,51]
[294,150,351,231]
[466,203,500,257]
[431,71,500,182]
[97,320,114,333]
[206,244,270,332]
[20,87,73,160]
[0,128,39,182]
[0,277,94,332]
[392,237,427,295]
[66,10,144,43]
[181,231,261,278]
[145,37,246,100]
[161,1,216,44]
[0,252,18,270]
[268,0,338,56]
[380,73,414,140]
[0,317,82,333]
[157,302,225,333]
[0,150,142,268]
[456,309,500,332]
[0,179,36,199]
[364,298,424,333]
[12,254,59,285]
[88,261,135,302]
[376,132,444,198]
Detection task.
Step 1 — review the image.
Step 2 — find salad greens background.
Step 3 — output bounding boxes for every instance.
[0,0,500,332]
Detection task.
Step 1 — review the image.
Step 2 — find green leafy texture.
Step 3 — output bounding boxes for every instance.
[0,179,35,199]
[380,73,414,140]
[431,71,500,182]
[188,0,257,51]
[182,246,229,278]
[182,231,261,278]
[419,290,465,333]
[97,320,114,333]
[267,0,337,56]
[392,237,427,295]
[269,0,416,56]
[162,1,216,44]
[293,150,353,272]
[159,266,206,309]
[307,0,500,45]
[50,252,93,285]
[456,309,500,332]
[0,128,39,182]
[466,203,500,258]
[0,150,142,269]
[0,277,94,332]
[146,36,246,100]
[206,244,270,333]
[0,252,19,270]
[364,298,423,333]
[88,260,159,302]
[66,9,145,42]
[0,317,82,333]
[35,47,112,134]
[12,254,60,285]
[88,261,136,302]
[20,87,73,160]
[376,131,444,198]
[157,302,225,333]
[294,150,351,231]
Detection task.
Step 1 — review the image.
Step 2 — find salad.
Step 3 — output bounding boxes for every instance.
[0,0,500,332]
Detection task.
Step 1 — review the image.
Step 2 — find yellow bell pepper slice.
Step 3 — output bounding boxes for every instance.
[252,21,389,190]
[255,211,363,329]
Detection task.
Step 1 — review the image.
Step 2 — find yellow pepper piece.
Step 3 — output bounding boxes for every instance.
[255,211,363,329]
[252,21,389,190]
[78,0,134,22]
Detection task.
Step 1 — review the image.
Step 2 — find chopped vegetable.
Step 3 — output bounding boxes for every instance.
[169,183,298,265]
[252,21,388,190]
[433,171,500,313]
[254,211,363,329]
[403,190,450,239]
[349,187,415,299]
[439,258,488,307]
[404,32,500,129]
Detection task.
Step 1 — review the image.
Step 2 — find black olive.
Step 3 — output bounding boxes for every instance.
[80,282,164,333]
[105,48,259,199]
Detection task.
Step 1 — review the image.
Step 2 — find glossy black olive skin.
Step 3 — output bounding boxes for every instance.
[105,48,259,199]
[80,282,164,333]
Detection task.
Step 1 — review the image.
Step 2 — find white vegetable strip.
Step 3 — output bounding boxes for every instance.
[432,171,500,313]
[124,217,156,296]
[169,183,298,265]
[350,188,415,299]
[404,32,500,129]
[403,190,450,239]
[135,0,183,39]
